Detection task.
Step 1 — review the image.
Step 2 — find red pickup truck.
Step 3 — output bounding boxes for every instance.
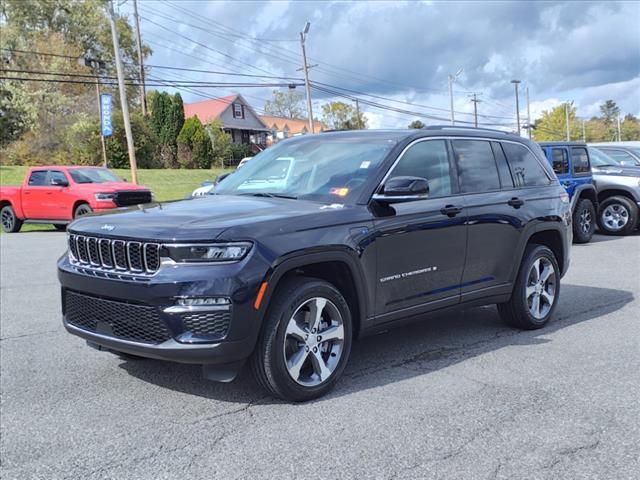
[0,166,153,233]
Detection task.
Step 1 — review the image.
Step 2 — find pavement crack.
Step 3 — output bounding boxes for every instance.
[0,329,61,341]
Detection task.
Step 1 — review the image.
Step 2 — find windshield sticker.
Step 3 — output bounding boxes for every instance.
[329,187,349,197]
[360,161,371,169]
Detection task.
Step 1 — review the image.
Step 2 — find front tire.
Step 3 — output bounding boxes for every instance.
[74,203,93,218]
[498,245,560,330]
[572,198,595,244]
[1,205,23,233]
[597,196,638,236]
[251,277,353,402]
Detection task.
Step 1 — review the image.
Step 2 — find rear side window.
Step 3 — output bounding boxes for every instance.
[571,147,590,175]
[602,149,636,164]
[387,139,453,198]
[451,139,500,193]
[491,142,514,188]
[48,170,68,184]
[501,142,551,187]
[28,171,47,186]
[551,148,569,175]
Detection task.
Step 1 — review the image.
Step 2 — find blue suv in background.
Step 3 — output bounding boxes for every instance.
[540,142,597,243]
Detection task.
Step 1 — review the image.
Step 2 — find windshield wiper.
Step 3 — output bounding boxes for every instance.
[239,192,298,199]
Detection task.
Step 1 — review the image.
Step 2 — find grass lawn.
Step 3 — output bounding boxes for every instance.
[1,165,232,232]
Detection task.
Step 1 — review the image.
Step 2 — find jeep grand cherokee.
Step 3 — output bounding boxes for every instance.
[58,126,571,401]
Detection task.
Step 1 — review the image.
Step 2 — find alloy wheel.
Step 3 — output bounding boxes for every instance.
[579,208,592,234]
[526,257,556,320]
[283,297,345,387]
[1,209,15,231]
[75,206,91,217]
[602,204,629,231]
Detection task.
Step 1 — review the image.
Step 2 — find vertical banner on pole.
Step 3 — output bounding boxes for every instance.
[100,93,113,137]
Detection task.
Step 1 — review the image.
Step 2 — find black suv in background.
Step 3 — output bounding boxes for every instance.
[59,127,571,401]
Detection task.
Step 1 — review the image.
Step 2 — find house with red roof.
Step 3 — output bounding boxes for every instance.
[259,115,328,145]
[183,94,270,151]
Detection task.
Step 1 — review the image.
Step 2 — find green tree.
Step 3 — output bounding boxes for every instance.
[620,114,640,141]
[206,120,232,168]
[532,103,581,141]
[177,116,213,169]
[321,101,367,130]
[264,89,306,118]
[149,91,184,167]
[408,120,425,129]
[599,100,620,125]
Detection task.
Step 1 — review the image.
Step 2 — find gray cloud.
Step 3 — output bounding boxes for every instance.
[133,0,640,125]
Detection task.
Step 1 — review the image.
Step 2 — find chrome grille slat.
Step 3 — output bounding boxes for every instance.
[68,235,161,277]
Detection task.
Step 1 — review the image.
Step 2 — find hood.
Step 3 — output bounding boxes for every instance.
[68,195,358,242]
[592,166,640,177]
[77,181,150,192]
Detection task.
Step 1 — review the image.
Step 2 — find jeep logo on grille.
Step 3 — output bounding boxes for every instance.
[100,224,115,231]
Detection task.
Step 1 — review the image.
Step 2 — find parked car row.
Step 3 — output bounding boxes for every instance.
[0,166,152,233]
[538,142,640,240]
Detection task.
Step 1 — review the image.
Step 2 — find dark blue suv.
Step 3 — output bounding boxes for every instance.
[540,142,597,243]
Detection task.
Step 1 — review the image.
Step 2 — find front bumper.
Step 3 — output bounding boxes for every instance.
[58,251,269,365]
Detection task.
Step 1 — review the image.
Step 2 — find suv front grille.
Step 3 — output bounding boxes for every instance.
[69,234,160,276]
[64,290,171,344]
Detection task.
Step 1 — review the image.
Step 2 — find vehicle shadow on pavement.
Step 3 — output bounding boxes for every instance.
[588,231,640,243]
[117,284,634,404]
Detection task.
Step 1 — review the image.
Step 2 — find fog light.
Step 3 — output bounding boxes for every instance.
[176,297,230,307]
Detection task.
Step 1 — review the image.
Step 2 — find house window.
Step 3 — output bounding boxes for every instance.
[233,103,244,119]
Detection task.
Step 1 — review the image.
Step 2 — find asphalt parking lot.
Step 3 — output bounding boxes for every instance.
[1,231,639,479]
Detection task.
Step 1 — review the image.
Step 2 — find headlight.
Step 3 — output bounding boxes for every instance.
[95,193,116,201]
[164,242,252,263]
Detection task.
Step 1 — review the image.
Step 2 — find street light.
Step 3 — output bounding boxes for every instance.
[511,79,521,136]
[448,67,463,125]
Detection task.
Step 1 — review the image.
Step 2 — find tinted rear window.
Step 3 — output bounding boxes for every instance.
[452,139,501,193]
[571,147,590,175]
[28,171,47,186]
[501,143,551,187]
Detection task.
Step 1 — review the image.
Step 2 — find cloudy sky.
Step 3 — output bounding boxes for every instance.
[122,0,640,130]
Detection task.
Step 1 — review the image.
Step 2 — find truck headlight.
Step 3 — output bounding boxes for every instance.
[95,193,116,201]
[164,242,252,263]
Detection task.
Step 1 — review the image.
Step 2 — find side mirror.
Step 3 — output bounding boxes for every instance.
[50,177,69,187]
[372,176,429,203]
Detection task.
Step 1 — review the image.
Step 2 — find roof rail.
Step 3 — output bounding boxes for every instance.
[423,125,517,136]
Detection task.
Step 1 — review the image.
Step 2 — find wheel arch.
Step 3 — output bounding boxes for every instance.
[574,184,597,210]
[71,199,91,217]
[597,188,637,205]
[526,229,565,276]
[261,249,369,339]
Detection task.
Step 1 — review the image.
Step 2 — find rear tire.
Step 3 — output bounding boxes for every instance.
[572,198,595,243]
[74,203,92,218]
[597,196,637,236]
[1,205,23,233]
[54,224,67,231]
[251,276,353,402]
[498,245,560,330]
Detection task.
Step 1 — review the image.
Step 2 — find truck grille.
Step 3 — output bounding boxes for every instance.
[113,190,152,207]
[69,234,160,275]
[64,290,172,344]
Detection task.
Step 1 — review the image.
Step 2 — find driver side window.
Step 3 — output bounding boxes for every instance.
[386,140,453,198]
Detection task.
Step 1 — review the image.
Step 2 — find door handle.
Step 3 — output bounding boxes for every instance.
[440,205,463,217]
[508,197,525,208]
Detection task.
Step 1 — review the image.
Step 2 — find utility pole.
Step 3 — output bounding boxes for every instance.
[526,86,532,140]
[511,79,521,136]
[565,101,572,141]
[448,68,463,125]
[299,22,314,134]
[132,0,147,116]
[107,0,138,184]
[81,56,108,167]
[354,98,362,129]
[470,93,481,128]
[616,114,622,141]
[582,120,586,142]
